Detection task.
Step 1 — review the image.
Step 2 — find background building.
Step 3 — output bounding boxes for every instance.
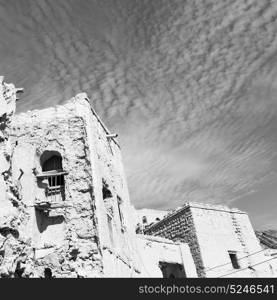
[144,202,274,277]
[0,85,197,278]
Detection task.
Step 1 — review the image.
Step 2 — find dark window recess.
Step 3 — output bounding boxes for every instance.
[14,262,25,278]
[43,155,62,171]
[228,251,240,269]
[44,268,53,278]
[43,155,65,188]
[69,249,79,261]
[159,262,186,278]
[102,180,112,199]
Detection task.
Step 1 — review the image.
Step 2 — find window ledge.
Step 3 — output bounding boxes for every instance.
[36,170,69,178]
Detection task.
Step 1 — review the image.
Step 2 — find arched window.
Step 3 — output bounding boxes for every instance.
[42,155,65,187]
[36,151,68,203]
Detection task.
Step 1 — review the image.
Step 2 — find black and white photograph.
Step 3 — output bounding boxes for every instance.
[0,0,277,296]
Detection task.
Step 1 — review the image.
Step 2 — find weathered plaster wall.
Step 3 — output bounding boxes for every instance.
[145,203,272,278]
[8,96,102,277]
[190,204,271,278]
[71,95,141,277]
[0,77,27,277]
[264,250,277,277]
[135,234,197,278]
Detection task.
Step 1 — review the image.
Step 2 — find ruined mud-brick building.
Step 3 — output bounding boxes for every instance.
[0,78,275,278]
[143,203,275,277]
[0,82,197,278]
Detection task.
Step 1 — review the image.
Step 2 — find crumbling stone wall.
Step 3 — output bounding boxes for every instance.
[82,99,141,277]
[1,93,140,277]
[145,203,272,278]
[7,96,106,277]
[0,76,17,203]
[0,77,28,277]
[0,83,197,278]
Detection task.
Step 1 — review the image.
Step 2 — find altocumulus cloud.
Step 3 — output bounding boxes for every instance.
[1,0,277,228]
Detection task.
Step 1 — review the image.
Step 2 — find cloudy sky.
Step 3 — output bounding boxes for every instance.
[1,0,277,230]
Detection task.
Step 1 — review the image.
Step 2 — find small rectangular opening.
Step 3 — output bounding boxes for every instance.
[228,251,240,269]
[102,180,113,199]
[159,262,186,278]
